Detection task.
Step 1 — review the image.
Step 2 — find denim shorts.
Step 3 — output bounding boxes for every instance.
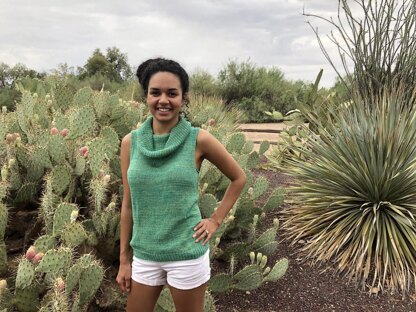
[131,250,210,290]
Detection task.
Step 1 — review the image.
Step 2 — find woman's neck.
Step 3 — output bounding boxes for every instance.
[152,116,180,135]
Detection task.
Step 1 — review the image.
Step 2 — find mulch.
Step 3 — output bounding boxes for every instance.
[214,168,416,312]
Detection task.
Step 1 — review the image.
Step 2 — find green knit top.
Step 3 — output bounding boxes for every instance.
[127,116,209,261]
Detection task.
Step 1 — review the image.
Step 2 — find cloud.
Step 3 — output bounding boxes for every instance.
[0,0,344,87]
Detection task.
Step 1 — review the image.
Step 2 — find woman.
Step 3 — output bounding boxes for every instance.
[116,58,246,312]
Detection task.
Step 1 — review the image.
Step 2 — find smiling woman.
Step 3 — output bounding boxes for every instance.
[116,58,246,312]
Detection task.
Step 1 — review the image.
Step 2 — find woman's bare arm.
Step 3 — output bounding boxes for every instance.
[194,129,247,244]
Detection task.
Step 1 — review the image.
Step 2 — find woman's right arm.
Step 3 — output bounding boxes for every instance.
[116,133,133,292]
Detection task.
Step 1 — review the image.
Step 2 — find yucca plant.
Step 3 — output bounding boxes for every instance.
[282,88,416,295]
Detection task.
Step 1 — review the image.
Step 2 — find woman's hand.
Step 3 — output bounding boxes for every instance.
[193,218,221,245]
[116,261,132,293]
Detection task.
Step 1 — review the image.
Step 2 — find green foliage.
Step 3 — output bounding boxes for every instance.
[189,69,220,97]
[282,89,416,294]
[218,60,309,122]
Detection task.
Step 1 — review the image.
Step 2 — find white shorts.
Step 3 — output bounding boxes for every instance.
[131,250,211,290]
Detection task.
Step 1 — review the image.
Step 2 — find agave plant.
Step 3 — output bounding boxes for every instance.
[282,89,416,294]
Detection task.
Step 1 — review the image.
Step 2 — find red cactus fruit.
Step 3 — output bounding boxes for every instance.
[50,127,59,135]
[5,134,14,144]
[32,252,44,264]
[207,119,216,126]
[60,128,69,137]
[79,146,88,157]
[25,246,37,260]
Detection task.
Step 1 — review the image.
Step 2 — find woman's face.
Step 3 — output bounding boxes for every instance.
[147,71,184,123]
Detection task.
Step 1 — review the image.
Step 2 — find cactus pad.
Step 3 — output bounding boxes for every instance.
[53,203,79,235]
[0,243,7,275]
[262,189,284,212]
[233,264,263,291]
[208,273,233,293]
[252,176,269,199]
[199,193,217,218]
[61,222,88,247]
[259,140,270,155]
[35,248,72,275]
[226,132,246,154]
[51,165,71,195]
[33,235,56,254]
[68,107,95,140]
[79,262,104,305]
[16,259,35,289]
[48,135,66,165]
[263,258,288,282]
[14,183,37,204]
[0,203,7,240]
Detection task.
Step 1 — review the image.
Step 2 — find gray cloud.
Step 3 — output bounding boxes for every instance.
[0,0,345,87]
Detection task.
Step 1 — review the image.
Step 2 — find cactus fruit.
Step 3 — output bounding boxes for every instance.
[25,246,37,261]
[32,252,44,265]
[60,128,69,137]
[50,128,59,135]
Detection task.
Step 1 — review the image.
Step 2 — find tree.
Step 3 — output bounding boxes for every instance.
[81,47,132,82]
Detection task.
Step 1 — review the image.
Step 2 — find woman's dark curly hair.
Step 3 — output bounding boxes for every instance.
[136,58,190,118]
[136,58,189,94]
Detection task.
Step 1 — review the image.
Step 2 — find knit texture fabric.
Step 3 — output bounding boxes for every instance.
[128,116,208,261]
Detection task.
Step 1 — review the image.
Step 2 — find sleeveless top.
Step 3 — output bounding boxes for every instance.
[127,116,209,261]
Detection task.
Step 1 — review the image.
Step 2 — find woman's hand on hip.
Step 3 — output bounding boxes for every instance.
[193,218,220,245]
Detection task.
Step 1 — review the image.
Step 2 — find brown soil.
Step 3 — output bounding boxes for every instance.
[214,167,416,312]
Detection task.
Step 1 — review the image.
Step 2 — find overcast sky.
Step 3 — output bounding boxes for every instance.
[0,0,346,87]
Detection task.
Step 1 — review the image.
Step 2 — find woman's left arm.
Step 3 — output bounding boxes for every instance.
[193,129,247,245]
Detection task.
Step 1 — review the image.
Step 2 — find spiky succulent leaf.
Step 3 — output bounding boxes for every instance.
[263,258,288,282]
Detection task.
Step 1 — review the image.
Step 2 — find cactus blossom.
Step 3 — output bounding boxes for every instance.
[1,106,7,114]
[25,246,37,260]
[60,128,69,137]
[32,252,44,264]
[50,127,59,135]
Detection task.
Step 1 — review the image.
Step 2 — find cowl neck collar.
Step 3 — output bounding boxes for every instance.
[136,116,191,159]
